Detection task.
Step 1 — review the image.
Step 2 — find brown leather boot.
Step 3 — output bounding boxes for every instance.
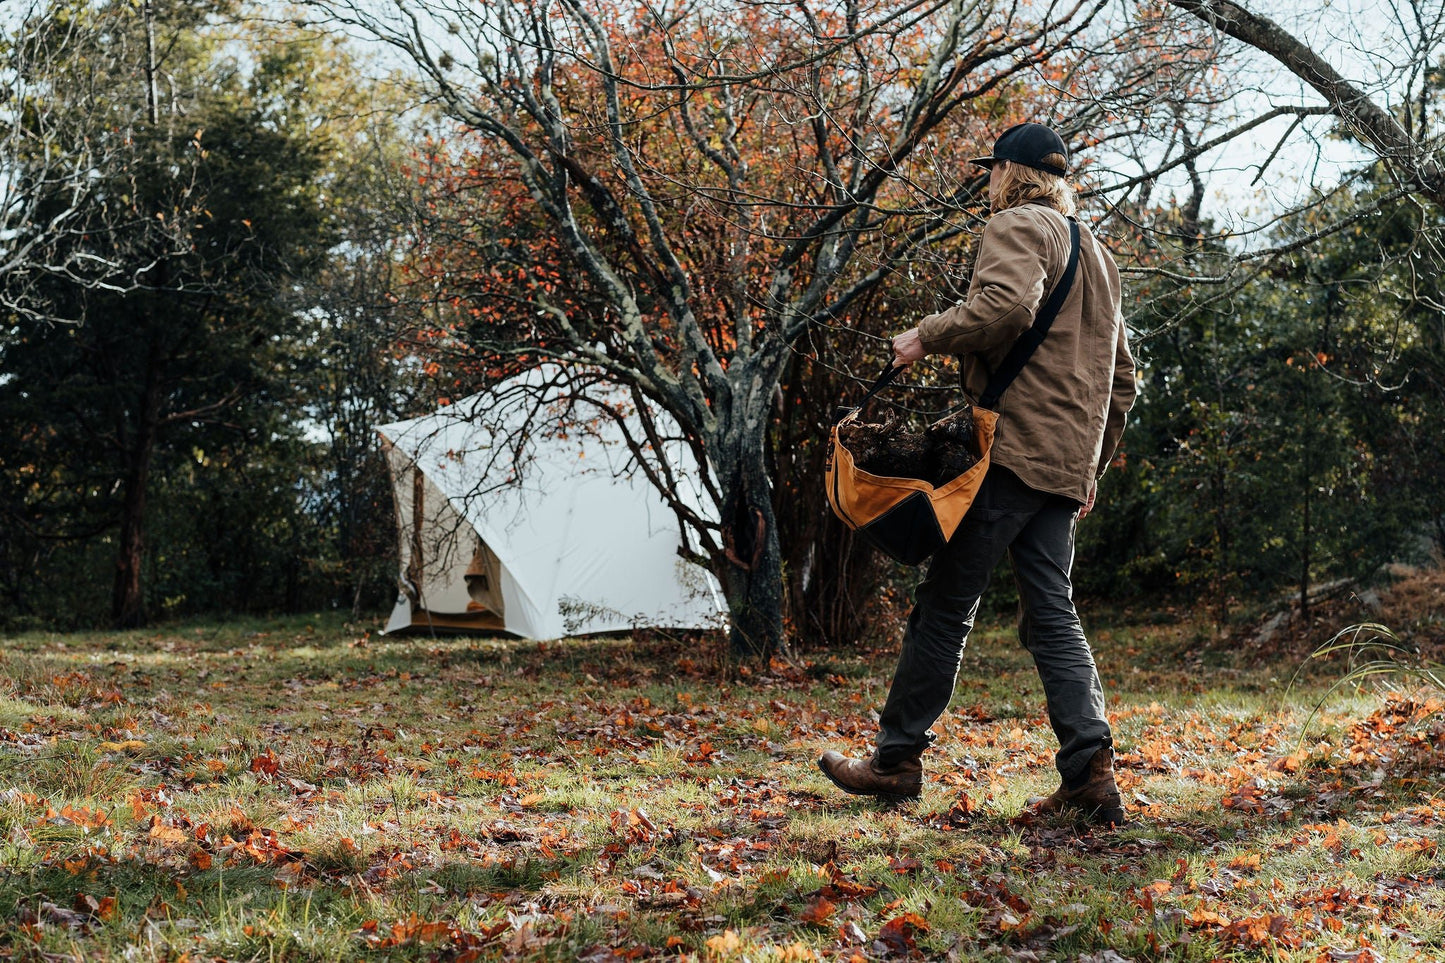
[1029,745,1126,827]
[817,749,922,802]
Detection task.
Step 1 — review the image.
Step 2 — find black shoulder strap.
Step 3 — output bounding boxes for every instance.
[978,217,1081,411]
[836,362,902,420]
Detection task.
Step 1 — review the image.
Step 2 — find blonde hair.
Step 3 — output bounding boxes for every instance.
[991,155,1076,216]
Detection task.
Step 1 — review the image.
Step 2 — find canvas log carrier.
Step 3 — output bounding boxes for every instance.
[826,217,1081,565]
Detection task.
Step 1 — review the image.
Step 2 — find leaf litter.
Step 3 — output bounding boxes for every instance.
[0,597,1443,960]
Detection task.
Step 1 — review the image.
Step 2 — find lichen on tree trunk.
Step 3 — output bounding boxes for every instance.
[719,473,785,661]
[711,399,788,662]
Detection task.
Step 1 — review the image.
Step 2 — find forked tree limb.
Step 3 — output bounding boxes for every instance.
[1166,0,1445,206]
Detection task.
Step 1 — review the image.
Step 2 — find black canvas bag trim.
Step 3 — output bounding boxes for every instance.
[858,490,947,565]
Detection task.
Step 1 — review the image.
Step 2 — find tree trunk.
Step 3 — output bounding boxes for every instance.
[717,438,786,662]
[775,349,887,649]
[1299,460,1312,625]
[111,453,152,629]
[1212,454,1230,629]
[1298,383,1313,626]
[111,361,161,629]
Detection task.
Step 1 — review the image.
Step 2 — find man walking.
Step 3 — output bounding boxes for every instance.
[819,123,1137,826]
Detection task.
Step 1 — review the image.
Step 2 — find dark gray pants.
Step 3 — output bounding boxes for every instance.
[875,465,1112,785]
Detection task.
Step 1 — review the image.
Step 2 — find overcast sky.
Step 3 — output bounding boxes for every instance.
[2,0,1432,244]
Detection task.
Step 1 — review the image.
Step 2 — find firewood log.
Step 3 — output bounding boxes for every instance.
[838,407,980,487]
[926,407,979,486]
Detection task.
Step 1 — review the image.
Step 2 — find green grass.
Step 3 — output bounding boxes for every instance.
[0,609,1442,960]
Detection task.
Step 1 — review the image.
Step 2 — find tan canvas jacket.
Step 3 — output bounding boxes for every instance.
[916,203,1137,504]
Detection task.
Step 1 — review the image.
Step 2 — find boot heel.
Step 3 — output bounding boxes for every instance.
[1091,805,1126,827]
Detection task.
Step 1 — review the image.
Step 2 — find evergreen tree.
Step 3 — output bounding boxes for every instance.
[0,2,406,626]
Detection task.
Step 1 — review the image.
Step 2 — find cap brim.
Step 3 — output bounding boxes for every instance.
[969,155,997,170]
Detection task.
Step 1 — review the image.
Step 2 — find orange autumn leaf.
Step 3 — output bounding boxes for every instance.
[249,751,280,775]
[59,804,111,830]
[799,895,835,925]
[876,913,929,954]
[1187,907,1229,927]
[73,893,116,920]
[705,929,742,957]
[148,819,189,847]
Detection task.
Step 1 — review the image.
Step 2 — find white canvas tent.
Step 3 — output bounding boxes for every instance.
[377,366,725,639]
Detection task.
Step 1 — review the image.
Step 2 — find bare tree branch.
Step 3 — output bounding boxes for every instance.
[1166,0,1445,205]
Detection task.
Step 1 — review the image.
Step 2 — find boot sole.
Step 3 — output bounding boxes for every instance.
[816,758,920,804]
[1027,800,1127,828]
[1060,804,1127,828]
[1076,806,1127,828]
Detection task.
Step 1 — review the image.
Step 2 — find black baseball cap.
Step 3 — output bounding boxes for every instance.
[969,123,1070,177]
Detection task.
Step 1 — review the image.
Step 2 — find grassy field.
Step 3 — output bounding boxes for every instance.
[1,585,1444,961]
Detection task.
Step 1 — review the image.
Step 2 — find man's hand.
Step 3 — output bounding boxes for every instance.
[891,327,925,368]
[1079,481,1097,519]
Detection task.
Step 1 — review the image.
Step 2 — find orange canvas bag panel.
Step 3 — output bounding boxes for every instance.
[826,371,997,564]
[826,218,1080,565]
